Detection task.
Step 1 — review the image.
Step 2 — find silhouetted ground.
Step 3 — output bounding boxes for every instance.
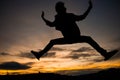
[0,68,120,80]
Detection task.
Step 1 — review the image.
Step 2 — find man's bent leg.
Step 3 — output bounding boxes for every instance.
[41,38,67,53]
[35,38,69,59]
[79,36,107,57]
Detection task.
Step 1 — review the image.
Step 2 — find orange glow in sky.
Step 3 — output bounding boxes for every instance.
[0,0,120,76]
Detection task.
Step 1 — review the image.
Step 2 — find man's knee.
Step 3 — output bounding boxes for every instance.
[83,36,93,43]
[50,38,66,44]
[50,39,55,43]
[83,36,92,40]
[87,36,92,39]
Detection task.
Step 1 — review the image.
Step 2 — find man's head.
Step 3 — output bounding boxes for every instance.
[55,1,66,14]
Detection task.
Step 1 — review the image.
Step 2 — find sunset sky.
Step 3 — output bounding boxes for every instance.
[0,0,120,75]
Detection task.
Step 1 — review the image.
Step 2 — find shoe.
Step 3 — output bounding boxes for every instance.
[31,50,40,60]
[104,50,118,61]
[31,50,45,60]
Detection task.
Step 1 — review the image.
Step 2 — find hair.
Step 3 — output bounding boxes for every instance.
[55,1,66,13]
[55,1,64,9]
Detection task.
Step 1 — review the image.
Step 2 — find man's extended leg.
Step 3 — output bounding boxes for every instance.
[78,36,107,57]
[31,38,70,60]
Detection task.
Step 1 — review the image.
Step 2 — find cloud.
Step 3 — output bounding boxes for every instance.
[0,61,31,70]
[50,47,66,51]
[24,62,34,65]
[66,52,98,59]
[62,47,97,59]
[72,47,93,52]
[61,47,103,62]
[0,52,10,56]
[42,52,56,57]
[18,52,35,59]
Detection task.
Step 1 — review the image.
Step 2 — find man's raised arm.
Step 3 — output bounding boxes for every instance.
[75,0,93,21]
[41,11,55,27]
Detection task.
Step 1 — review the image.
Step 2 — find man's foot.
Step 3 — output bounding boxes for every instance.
[104,50,118,61]
[31,50,44,60]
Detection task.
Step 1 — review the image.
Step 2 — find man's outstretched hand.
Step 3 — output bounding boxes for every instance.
[89,0,93,8]
[41,11,45,19]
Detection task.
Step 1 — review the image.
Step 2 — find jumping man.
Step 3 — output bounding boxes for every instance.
[31,0,118,60]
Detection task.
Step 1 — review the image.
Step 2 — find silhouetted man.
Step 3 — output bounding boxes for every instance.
[31,0,118,60]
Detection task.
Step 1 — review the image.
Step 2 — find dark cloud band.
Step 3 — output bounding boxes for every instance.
[0,61,30,70]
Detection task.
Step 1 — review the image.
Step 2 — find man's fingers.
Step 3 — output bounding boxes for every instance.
[41,11,45,17]
[89,0,92,4]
